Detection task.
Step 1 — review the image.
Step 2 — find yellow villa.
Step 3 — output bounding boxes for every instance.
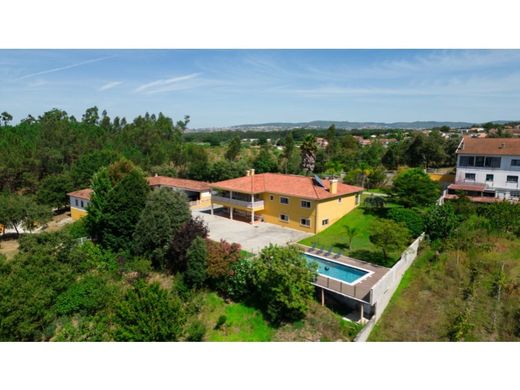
[210,170,364,234]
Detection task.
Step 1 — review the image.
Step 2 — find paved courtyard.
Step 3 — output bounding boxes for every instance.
[193,208,312,253]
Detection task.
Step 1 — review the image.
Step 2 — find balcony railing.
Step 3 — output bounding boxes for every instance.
[211,195,264,210]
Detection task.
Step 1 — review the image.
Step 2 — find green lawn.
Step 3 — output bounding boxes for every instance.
[200,293,274,341]
[299,203,402,266]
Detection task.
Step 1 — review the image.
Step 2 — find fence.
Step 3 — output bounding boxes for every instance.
[354,233,425,342]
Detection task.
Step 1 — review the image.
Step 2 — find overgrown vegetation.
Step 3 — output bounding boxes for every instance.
[370,199,520,341]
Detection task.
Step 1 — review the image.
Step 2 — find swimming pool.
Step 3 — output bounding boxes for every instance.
[304,253,370,285]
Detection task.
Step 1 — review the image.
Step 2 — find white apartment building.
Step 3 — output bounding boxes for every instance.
[447,136,520,202]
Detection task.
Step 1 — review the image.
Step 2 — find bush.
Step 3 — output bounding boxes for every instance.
[223,257,255,301]
[214,315,227,330]
[185,237,208,288]
[55,275,116,316]
[115,281,186,341]
[250,245,317,324]
[167,217,208,273]
[424,203,459,240]
[387,208,425,237]
[206,239,241,290]
[186,320,206,341]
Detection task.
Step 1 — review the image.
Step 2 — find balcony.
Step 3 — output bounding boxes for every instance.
[211,195,264,210]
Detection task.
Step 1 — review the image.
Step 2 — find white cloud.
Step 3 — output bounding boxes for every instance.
[14,55,115,81]
[134,73,201,93]
[98,80,123,91]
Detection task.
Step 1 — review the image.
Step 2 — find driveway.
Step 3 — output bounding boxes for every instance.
[193,208,312,253]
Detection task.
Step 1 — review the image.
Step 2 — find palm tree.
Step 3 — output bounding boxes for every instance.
[300,135,317,175]
[345,225,358,251]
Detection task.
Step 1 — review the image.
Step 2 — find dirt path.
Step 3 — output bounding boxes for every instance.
[0,239,20,260]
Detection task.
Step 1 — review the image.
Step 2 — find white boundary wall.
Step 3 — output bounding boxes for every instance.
[355,233,425,342]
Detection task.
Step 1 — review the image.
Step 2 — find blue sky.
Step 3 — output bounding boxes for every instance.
[1,49,520,128]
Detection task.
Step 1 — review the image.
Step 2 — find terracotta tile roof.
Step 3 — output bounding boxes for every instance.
[67,188,93,200]
[147,176,210,191]
[211,173,364,200]
[448,183,487,192]
[457,136,520,156]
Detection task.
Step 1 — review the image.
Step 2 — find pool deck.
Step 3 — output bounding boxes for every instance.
[298,245,390,303]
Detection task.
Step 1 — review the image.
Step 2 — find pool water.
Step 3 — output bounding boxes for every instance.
[304,253,369,284]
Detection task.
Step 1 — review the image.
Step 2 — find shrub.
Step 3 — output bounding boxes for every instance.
[214,315,227,330]
[185,236,208,288]
[479,201,520,236]
[364,195,385,210]
[223,257,255,301]
[424,203,459,240]
[55,275,116,316]
[387,208,425,237]
[167,217,208,273]
[186,320,206,341]
[206,239,241,290]
[250,245,317,324]
[115,281,186,341]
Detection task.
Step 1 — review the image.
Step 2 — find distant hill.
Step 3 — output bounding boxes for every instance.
[230,120,476,130]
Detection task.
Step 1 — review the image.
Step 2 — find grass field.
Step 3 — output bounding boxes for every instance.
[194,292,362,341]
[369,237,520,341]
[299,202,402,266]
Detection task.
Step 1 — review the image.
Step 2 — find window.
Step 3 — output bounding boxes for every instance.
[475,156,485,167]
[338,197,342,203]
[280,214,289,222]
[322,219,329,226]
[511,191,520,198]
[465,173,476,181]
[269,195,274,201]
[75,199,79,207]
[506,175,518,183]
[301,200,311,208]
[511,159,520,167]
[486,174,494,181]
[459,156,475,167]
[300,218,311,227]
[280,197,289,204]
[485,157,501,168]
[80,200,84,208]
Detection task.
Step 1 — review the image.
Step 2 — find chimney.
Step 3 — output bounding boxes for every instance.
[246,169,251,176]
[329,178,338,194]
[250,169,255,176]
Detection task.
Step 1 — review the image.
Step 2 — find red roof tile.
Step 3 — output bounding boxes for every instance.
[448,183,487,192]
[457,136,520,155]
[444,194,501,203]
[211,173,364,200]
[67,188,93,200]
[147,176,210,191]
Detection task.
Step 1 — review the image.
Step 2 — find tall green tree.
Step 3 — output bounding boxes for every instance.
[133,188,191,269]
[225,135,242,161]
[185,236,208,288]
[250,244,316,323]
[391,168,441,207]
[369,219,410,260]
[115,281,185,341]
[85,159,149,251]
[253,144,278,173]
[300,134,318,175]
[36,172,74,209]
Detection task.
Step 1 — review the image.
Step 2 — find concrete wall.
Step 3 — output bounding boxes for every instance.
[355,233,425,342]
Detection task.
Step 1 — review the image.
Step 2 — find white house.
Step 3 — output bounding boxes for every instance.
[446,136,520,202]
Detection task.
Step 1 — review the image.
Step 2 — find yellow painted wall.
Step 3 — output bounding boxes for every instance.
[259,193,318,233]
[428,173,455,183]
[315,193,358,233]
[71,207,88,221]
